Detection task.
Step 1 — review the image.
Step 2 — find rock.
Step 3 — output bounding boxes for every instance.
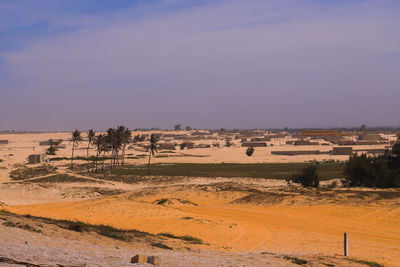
[147,256,161,266]
[130,254,147,264]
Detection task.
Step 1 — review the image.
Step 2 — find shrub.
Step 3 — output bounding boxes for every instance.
[344,140,400,188]
[328,180,337,189]
[288,165,319,188]
[151,242,172,250]
[180,143,187,150]
[46,146,57,155]
[246,146,254,156]
[225,138,232,147]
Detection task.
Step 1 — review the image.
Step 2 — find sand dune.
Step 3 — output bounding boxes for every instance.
[7,182,400,266]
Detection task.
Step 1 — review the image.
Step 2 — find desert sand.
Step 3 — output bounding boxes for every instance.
[1,132,399,266]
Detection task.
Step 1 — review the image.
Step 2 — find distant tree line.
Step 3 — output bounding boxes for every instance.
[67,126,159,175]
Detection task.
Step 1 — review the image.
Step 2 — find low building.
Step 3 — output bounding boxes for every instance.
[294,140,319,146]
[241,142,267,147]
[158,143,176,150]
[331,147,353,155]
[271,150,320,156]
[0,140,8,145]
[28,154,44,164]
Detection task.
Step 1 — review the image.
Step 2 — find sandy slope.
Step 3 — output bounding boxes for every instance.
[7,183,400,266]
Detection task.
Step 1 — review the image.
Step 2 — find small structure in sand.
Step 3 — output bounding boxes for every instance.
[28,154,44,164]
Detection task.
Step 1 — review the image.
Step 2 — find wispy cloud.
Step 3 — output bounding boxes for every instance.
[1,0,400,130]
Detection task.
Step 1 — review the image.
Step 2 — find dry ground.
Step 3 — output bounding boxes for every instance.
[0,132,398,266]
[1,171,398,266]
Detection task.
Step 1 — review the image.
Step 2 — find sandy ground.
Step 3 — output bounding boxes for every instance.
[2,174,399,266]
[1,132,399,266]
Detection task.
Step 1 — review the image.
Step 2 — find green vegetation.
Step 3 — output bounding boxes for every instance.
[147,134,159,175]
[109,162,343,180]
[288,165,319,188]
[45,139,63,155]
[156,198,169,205]
[9,165,56,180]
[246,146,254,156]
[158,232,203,244]
[2,220,42,233]
[151,242,173,250]
[344,140,400,188]
[50,156,111,162]
[225,137,232,147]
[283,256,308,265]
[46,145,57,155]
[24,174,99,183]
[348,259,384,267]
[1,211,152,241]
[70,129,82,169]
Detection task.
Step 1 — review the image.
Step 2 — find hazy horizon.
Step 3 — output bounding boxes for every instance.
[1,0,400,131]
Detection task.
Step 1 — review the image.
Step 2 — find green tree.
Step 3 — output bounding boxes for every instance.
[120,127,132,166]
[289,165,319,188]
[246,146,254,156]
[86,129,96,158]
[225,137,232,147]
[147,134,159,176]
[46,145,57,155]
[344,139,400,188]
[92,134,107,172]
[70,130,82,169]
[174,124,181,131]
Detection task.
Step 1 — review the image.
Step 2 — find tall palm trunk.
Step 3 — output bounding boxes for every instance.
[147,151,152,176]
[87,143,91,172]
[121,144,126,166]
[87,142,90,158]
[93,149,100,173]
[71,143,75,169]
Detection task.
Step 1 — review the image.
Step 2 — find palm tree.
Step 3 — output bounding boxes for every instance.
[147,133,159,176]
[92,133,106,172]
[70,130,82,169]
[86,129,96,158]
[120,127,131,166]
[106,127,119,168]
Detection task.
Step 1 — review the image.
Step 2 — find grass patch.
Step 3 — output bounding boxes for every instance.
[2,220,42,233]
[110,163,344,180]
[150,242,173,250]
[50,156,111,162]
[9,165,56,180]
[156,198,168,205]
[25,174,100,183]
[0,210,152,241]
[158,232,203,244]
[41,218,151,241]
[283,256,308,265]
[348,259,384,267]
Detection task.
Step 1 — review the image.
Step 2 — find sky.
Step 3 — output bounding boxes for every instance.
[0,0,399,131]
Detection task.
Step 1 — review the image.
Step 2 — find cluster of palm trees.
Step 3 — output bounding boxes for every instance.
[69,126,159,175]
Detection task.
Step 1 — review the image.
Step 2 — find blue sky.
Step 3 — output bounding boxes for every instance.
[1,0,400,131]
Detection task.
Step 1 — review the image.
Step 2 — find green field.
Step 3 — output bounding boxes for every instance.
[110,163,345,180]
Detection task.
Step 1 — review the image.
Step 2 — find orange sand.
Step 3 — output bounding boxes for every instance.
[8,189,400,267]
